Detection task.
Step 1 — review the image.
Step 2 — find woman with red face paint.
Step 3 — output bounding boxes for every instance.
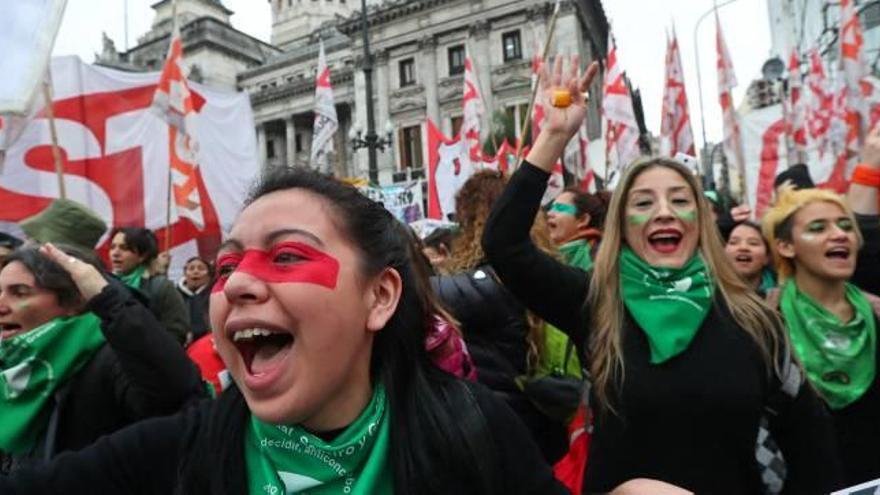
[481,55,839,493]
[760,128,880,486]
[0,244,204,474]
[0,168,567,495]
[724,221,776,295]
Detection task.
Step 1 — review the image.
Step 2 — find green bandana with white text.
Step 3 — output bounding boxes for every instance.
[118,264,146,289]
[779,281,876,410]
[559,239,593,272]
[619,247,714,363]
[0,313,104,454]
[245,384,392,494]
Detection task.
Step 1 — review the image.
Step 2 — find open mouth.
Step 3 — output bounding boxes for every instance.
[648,229,683,254]
[0,323,24,340]
[825,246,851,261]
[734,253,754,263]
[231,327,294,379]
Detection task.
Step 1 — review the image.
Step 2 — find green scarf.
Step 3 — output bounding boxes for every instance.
[779,281,876,410]
[619,247,714,363]
[559,240,593,272]
[245,384,392,494]
[0,313,104,454]
[118,265,146,289]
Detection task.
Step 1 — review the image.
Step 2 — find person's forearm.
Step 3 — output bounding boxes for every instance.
[525,131,570,172]
[849,182,879,215]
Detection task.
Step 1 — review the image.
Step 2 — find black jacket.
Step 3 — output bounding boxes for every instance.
[432,266,568,463]
[482,162,841,494]
[0,382,567,495]
[176,279,211,339]
[1,280,205,473]
[137,274,190,345]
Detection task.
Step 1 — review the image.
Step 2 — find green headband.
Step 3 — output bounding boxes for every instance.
[550,202,578,216]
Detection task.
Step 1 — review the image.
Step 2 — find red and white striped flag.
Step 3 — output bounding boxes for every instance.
[603,34,641,182]
[716,13,746,202]
[152,21,205,229]
[310,39,338,174]
[660,28,695,157]
[461,46,484,164]
[785,48,807,163]
[806,48,834,159]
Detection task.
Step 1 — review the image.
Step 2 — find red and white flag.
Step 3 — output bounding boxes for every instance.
[563,118,592,190]
[806,48,834,159]
[311,39,338,174]
[785,49,807,163]
[152,22,205,229]
[461,46,484,164]
[716,13,746,200]
[660,28,695,157]
[603,34,641,182]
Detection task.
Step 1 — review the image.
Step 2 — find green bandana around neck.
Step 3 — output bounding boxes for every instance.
[245,384,392,494]
[779,281,876,409]
[559,239,593,272]
[118,264,146,289]
[0,313,104,454]
[619,247,714,363]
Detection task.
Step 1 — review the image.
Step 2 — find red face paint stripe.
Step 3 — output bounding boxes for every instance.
[212,241,339,293]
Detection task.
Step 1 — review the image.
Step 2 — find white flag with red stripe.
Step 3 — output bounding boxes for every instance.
[785,49,808,163]
[806,48,834,160]
[461,47,484,163]
[603,34,641,180]
[311,39,338,173]
[716,13,746,199]
[660,28,695,157]
[151,23,204,229]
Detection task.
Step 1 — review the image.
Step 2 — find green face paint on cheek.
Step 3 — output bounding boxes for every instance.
[13,302,30,312]
[675,210,697,222]
[628,214,650,225]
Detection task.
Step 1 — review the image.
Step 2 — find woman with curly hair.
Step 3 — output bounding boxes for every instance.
[432,169,572,463]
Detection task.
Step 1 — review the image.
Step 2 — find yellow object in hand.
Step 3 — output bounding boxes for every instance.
[551,90,573,108]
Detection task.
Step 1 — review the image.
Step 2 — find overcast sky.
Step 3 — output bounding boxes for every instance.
[51,0,773,148]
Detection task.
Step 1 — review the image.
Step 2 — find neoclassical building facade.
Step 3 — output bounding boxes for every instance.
[100,0,609,184]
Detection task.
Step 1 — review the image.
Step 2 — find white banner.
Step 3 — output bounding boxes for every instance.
[0,0,67,114]
[359,181,424,224]
[0,56,260,279]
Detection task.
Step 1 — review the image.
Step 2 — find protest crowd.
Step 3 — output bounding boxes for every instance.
[2,1,880,494]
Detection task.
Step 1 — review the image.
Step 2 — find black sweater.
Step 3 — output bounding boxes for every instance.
[0,382,567,495]
[482,162,840,494]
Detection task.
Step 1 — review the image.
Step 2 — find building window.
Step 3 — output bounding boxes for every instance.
[399,58,416,87]
[502,30,522,62]
[448,45,465,76]
[399,125,423,169]
[295,133,303,153]
[450,116,464,137]
[267,139,277,159]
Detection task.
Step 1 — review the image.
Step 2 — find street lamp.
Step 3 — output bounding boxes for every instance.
[353,0,389,184]
[350,120,394,153]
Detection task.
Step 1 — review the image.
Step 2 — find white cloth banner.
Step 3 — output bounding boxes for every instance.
[0,56,260,279]
[0,0,67,114]
[358,181,424,224]
[310,40,338,173]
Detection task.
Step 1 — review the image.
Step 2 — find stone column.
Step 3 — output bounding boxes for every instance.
[419,35,440,127]
[375,49,392,174]
[256,123,267,170]
[285,116,296,167]
[469,20,494,132]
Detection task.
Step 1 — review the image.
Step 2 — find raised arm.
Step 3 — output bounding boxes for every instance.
[482,56,598,348]
[848,124,880,294]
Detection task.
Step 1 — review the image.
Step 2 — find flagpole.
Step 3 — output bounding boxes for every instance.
[41,74,66,200]
[165,0,179,254]
[514,1,561,169]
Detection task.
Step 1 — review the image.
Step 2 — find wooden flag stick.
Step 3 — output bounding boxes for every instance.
[42,79,66,200]
[514,3,561,169]
[164,0,180,255]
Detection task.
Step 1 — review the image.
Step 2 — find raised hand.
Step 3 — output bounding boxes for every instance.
[526,55,599,172]
[862,122,880,169]
[40,243,109,302]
